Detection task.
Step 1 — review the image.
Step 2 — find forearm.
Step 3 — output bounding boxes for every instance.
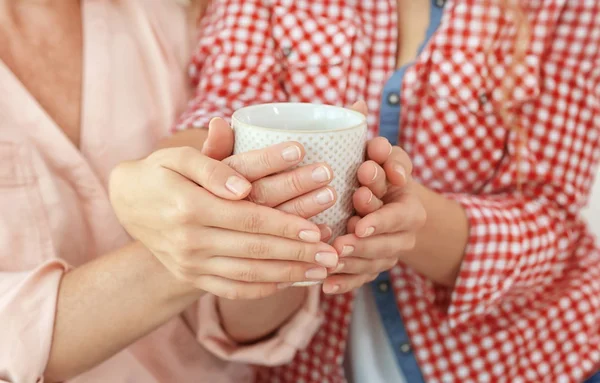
[217,287,308,344]
[45,242,202,382]
[399,183,469,287]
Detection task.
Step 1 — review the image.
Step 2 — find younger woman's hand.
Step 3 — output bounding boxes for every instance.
[320,103,426,294]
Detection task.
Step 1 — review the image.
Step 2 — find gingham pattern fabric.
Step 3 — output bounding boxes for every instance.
[175,1,600,382]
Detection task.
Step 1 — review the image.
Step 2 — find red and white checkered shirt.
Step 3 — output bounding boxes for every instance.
[175,0,600,382]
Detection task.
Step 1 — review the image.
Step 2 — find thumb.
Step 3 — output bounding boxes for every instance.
[151,146,252,200]
[349,100,368,116]
[202,117,235,160]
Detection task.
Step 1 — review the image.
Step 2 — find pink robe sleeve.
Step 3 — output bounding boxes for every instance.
[0,260,68,382]
[196,286,323,366]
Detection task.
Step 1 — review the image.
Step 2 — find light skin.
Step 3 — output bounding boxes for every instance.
[0,0,470,380]
[211,0,470,341]
[0,1,334,380]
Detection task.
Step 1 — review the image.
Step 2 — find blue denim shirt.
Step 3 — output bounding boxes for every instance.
[372,1,600,381]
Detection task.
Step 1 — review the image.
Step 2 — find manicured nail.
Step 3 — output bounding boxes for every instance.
[281,145,301,162]
[315,252,338,268]
[298,230,321,243]
[371,163,378,181]
[341,245,354,257]
[305,268,327,280]
[324,284,340,294]
[333,261,345,273]
[225,176,251,196]
[319,226,332,240]
[277,283,293,289]
[315,188,334,204]
[312,166,331,182]
[394,163,406,181]
[361,227,375,237]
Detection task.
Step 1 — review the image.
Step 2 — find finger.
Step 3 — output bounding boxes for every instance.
[321,272,379,295]
[356,161,387,198]
[190,257,328,283]
[346,216,360,234]
[148,146,252,199]
[318,224,333,243]
[223,141,305,182]
[366,136,393,164]
[353,186,383,217]
[276,186,336,218]
[194,275,281,300]
[169,226,339,267]
[202,117,235,161]
[354,199,426,237]
[350,100,368,116]
[249,163,333,206]
[332,232,416,259]
[383,146,412,187]
[174,185,324,242]
[331,256,397,276]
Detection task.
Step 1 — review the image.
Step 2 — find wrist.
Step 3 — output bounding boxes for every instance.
[133,242,205,303]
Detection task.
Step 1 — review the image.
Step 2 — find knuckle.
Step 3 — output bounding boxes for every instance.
[283,264,296,282]
[171,204,194,225]
[257,285,277,299]
[174,261,195,279]
[224,288,240,300]
[278,221,295,239]
[226,155,249,177]
[248,182,268,205]
[236,266,259,282]
[415,205,427,228]
[291,244,308,262]
[257,151,273,170]
[291,198,310,218]
[399,234,417,251]
[242,210,265,233]
[246,240,270,258]
[145,147,170,164]
[285,171,305,194]
[201,160,221,187]
[171,228,196,250]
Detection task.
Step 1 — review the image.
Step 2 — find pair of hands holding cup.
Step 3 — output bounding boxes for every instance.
[109,103,426,299]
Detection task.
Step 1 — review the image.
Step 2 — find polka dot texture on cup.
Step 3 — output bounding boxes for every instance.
[233,120,367,239]
[175,1,600,382]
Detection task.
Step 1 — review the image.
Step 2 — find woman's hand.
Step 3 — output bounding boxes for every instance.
[109,133,340,300]
[321,105,427,294]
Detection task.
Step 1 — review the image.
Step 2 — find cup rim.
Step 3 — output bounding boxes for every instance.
[231,102,367,133]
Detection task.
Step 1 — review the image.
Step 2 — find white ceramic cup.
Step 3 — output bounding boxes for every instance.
[232,102,368,243]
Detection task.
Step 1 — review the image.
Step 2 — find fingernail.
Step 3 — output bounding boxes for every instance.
[315,252,338,268]
[371,163,378,181]
[341,245,354,257]
[388,143,393,156]
[324,284,340,294]
[366,190,374,204]
[312,166,331,183]
[277,282,293,289]
[281,145,301,162]
[320,226,332,240]
[315,188,334,204]
[333,261,345,273]
[225,176,251,196]
[305,268,327,280]
[394,164,406,181]
[361,227,375,237]
[298,230,321,243]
